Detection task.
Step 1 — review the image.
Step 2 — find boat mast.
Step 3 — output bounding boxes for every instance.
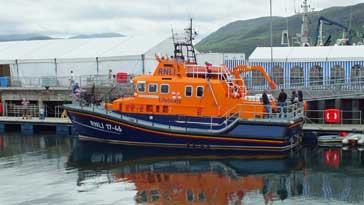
[173,18,197,64]
[300,0,311,46]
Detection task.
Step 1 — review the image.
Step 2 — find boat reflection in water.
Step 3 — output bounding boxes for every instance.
[67,139,305,204]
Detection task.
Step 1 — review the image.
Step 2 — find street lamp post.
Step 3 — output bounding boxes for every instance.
[270,0,273,70]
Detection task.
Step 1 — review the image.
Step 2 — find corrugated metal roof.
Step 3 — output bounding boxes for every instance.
[249,45,364,62]
[0,35,168,63]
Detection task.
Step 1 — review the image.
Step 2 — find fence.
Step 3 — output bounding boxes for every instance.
[6,103,39,117]
[305,110,362,125]
[7,74,133,88]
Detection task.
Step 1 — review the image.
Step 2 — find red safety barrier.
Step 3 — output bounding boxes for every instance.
[324,109,341,123]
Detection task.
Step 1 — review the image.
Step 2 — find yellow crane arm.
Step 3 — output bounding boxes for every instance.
[232,65,277,89]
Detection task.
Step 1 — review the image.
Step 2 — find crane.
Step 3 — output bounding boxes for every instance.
[232,65,277,90]
[314,16,355,46]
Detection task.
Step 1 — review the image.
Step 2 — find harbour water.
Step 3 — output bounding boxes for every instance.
[1,134,364,204]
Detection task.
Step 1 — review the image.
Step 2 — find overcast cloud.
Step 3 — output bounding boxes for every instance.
[1,0,363,38]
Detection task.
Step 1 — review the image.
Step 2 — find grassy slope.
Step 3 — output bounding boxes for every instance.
[196,3,364,56]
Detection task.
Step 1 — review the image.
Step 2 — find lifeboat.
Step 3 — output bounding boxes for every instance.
[64,23,305,152]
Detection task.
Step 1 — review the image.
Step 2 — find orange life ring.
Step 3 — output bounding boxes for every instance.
[230,85,242,98]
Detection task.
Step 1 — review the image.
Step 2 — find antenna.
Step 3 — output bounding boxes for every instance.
[282,0,290,46]
[299,0,313,46]
[349,5,353,30]
[294,0,296,14]
[171,27,175,44]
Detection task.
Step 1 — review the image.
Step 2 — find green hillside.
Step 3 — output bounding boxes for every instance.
[196,3,364,56]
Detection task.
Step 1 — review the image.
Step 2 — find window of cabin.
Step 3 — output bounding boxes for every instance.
[160,84,170,94]
[156,105,160,112]
[196,86,204,97]
[162,106,168,113]
[135,190,147,203]
[150,190,160,202]
[185,86,192,97]
[137,81,146,92]
[148,83,157,93]
[187,189,194,201]
[146,105,153,112]
[198,192,206,201]
[138,104,144,112]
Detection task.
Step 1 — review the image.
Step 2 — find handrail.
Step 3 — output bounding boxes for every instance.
[207,80,219,108]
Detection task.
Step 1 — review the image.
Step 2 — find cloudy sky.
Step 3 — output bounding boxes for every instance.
[1,0,363,38]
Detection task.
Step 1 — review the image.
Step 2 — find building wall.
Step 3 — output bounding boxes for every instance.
[197,53,246,70]
[246,60,364,89]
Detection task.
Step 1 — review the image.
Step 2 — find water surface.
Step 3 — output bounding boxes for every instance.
[1,134,364,204]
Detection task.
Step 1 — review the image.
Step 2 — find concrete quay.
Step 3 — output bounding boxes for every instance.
[0,116,73,135]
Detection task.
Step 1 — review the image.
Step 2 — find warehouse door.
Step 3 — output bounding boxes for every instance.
[0,64,10,77]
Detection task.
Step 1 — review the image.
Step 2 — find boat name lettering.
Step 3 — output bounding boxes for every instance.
[89,120,123,133]
[159,98,181,104]
[158,67,176,76]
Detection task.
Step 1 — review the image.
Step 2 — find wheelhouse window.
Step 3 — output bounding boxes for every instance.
[198,192,206,201]
[187,189,194,201]
[150,189,160,202]
[185,86,192,97]
[160,84,170,94]
[137,81,146,92]
[148,83,157,93]
[135,190,147,203]
[196,86,204,97]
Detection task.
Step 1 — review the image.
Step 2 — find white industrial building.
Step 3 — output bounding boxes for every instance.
[248,46,364,88]
[0,36,171,78]
[0,36,246,87]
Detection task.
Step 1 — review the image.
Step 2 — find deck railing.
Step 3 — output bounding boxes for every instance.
[185,64,247,99]
[75,100,305,133]
[222,102,305,122]
[247,77,364,101]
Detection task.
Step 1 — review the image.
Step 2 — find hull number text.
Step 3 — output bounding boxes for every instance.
[90,120,123,133]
